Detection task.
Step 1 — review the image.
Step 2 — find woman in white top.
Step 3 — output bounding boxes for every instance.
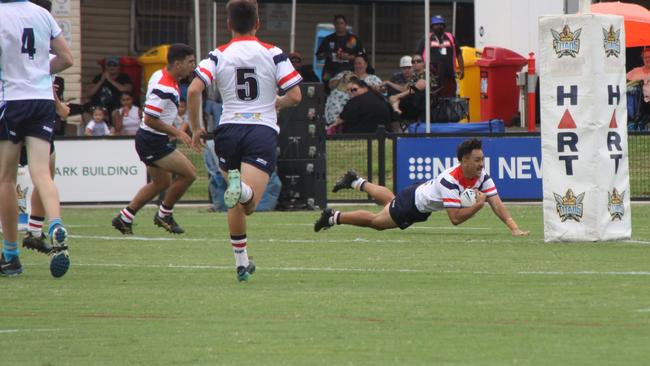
[112,93,142,136]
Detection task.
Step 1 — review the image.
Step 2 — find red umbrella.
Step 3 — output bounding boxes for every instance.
[591,1,650,47]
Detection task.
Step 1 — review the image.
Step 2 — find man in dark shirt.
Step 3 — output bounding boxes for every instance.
[289,52,320,83]
[86,56,133,121]
[315,14,364,89]
[333,79,391,134]
[416,15,464,98]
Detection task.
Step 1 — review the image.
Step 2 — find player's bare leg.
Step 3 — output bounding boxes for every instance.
[361,182,395,206]
[315,203,398,232]
[112,164,170,234]
[0,141,22,275]
[225,162,269,281]
[332,170,394,205]
[25,137,61,222]
[23,152,57,254]
[152,151,196,234]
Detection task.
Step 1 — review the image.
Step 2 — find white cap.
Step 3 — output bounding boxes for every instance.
[399,55,412,67]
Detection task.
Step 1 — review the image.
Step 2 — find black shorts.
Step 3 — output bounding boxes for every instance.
[388,183,431,230]
[19,141,56,167]
[135,128,175,166]
[213,124,277,177]
[0,100,56,143]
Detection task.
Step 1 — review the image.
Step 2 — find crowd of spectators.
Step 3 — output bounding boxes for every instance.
[65,13,468,138]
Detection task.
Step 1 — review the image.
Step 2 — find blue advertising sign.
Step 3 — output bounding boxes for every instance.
[395,136,542,200]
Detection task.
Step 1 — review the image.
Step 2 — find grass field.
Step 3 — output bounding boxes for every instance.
[2,204,650,365]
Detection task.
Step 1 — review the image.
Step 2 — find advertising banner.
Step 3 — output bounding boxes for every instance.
[395,136,542,200]
[539,14,630,241]
[54,139,147,203]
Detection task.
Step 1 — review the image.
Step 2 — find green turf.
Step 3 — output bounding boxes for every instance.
[2,204,650,365]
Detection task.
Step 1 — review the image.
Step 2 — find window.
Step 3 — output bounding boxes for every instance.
[135,0,192,52]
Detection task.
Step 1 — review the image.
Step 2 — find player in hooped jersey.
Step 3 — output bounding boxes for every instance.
[0,0,74,276]
[111,44,198,235]
[187,0,302,282]
[315,139,530,236]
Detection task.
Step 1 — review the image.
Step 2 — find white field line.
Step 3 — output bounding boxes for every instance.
[519,271,650,276]
[22,261,650,277]
[69,234,650,246]
[0,328,62,334]
[636,309,650,313]
[69,234,407,244]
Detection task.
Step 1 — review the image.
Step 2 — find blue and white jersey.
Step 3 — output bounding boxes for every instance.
[195,36,302,133]
[0,1,62,101]
[414,165,498,213]
[140,68,180,136]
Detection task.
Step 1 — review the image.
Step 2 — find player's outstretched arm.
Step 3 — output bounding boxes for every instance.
[50,35,73,75]
[486,195,530,236]
[445,190,486,226]
[187,78,206,152]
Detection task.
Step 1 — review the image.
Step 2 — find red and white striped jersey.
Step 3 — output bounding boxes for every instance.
[414,165,498,213]
[194,36,302,133]
[140,68,180,136]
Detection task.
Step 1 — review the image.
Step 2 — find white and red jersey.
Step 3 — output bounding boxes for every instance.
[414,165,498,213]
[194,36,302,133]
[140,68,180,136]
[0,1,62,101]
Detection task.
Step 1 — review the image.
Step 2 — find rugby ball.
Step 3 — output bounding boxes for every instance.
[460,189,477,207]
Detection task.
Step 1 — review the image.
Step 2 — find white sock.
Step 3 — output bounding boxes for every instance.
[328,211,341,226]
[120,207,135,223]
[28,215,45,235]
[230,234,249,267]
[158,204,172,218]
[351,178,366,191]
[239,182,253,203]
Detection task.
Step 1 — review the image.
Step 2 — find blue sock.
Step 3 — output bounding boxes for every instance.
[48,218,63,236]
[3,240,19,261]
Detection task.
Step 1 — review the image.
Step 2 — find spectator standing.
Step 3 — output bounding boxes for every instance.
[325,53,382,126]
[86,56,133,121]
[328,79,392,134]
[416,15,464,98]
[627,47,650,119]
[289,52,320,83]
[316,15,364,89]
[112,93,142,136]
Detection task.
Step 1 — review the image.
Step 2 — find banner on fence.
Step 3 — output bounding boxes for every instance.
[54,139,147,202]
[394,136,542,200]
[539,13,630,241]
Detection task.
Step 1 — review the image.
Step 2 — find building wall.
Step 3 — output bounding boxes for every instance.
[51,0,82,104]
[80,0,132,101]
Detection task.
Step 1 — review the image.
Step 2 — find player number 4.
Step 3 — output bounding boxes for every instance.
[21,28,36,59]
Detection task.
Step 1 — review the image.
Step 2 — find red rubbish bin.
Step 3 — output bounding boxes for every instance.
[476,47,527,126]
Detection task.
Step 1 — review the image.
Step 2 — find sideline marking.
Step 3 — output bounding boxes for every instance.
[0,328,62,334]
[23,262,650,277]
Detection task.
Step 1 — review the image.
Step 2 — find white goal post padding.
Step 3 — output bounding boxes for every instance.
[539,13,631,241]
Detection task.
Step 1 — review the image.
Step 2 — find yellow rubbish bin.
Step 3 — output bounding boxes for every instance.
[137,44,170,85]
[457,46,481,122]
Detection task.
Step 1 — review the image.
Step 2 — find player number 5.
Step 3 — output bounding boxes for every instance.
[236,68,259,101]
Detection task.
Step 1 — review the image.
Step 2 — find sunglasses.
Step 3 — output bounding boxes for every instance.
[412,59,424,64]
[348,88,359,93]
